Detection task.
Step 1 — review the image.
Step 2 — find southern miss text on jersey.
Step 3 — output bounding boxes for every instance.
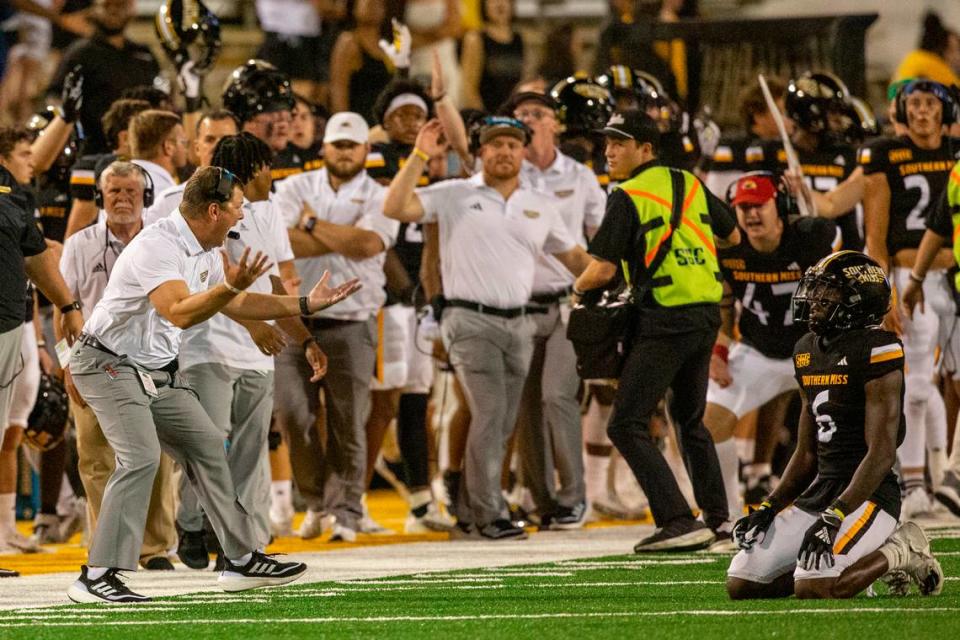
[719,217,838,359]
[271,143,323,182]
[758,140,863,250]
[859,136,960,255]
[792,328,905,518]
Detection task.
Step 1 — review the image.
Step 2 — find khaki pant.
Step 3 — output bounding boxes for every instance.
[73,398,177,565]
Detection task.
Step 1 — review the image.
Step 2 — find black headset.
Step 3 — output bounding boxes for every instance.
[94,163,155,209]
[895,79,959,126]
[209,167,239,202]
[725,170,795,218]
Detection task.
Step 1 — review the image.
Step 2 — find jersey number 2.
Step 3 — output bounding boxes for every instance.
[812,390,838,443]
[904,175,930,231]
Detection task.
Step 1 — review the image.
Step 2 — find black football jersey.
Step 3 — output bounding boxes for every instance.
[271,143,324,183]
[659,121,701,172]
[34,175,73,309]
[757,140,863,250]
[68,152,110,202]
[859,136,960,255]
[792,328,905,517]
[719,217,838,359]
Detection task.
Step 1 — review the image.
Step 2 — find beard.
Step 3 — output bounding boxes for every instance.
[326,159,363,181]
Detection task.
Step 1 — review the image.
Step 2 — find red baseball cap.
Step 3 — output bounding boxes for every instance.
[732,175,777,207]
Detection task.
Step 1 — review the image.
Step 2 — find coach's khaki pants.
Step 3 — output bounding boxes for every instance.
[73,399,177,565]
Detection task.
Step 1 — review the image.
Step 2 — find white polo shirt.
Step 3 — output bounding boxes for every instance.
[142,182,185,228]
[521,150,606,295]
[132,159,177,201]
[416,173,576,308]
[274,168,398,321]
[179,198,295,371]
[60,220,134,312]
[83,210,224,369]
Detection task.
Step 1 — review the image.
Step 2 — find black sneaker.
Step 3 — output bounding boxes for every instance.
[217,551,307,592]
[478,519,528,541]
[633,519,715,553]
[541,502,587,531]
[177,529,209,569]
[448,521,479,540]
[67,566,151,604]
[142,556,175,571]
[0,568,19,578]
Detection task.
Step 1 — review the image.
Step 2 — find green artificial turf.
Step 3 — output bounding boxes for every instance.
[2,536,956,639]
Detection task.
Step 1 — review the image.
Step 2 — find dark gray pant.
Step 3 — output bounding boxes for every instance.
[441,308,535,525]
[273,318,376,530]
[516,302,585,513]
[178,363,274,549]
[70,343,258,570]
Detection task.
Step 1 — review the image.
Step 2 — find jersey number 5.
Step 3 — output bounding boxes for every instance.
[811,389,838,443]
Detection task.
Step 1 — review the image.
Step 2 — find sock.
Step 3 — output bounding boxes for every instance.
[409,488,431,518]
[716,439,742,520]
[0,493,15,535]
[229,552,253,566]
[930,448,948,491]
[270,480,293,517]
[583,398,612,502]
[902,471,925,494]
[87,566,108,580]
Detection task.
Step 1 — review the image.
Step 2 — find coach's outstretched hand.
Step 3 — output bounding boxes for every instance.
[222,247,272,292]
[306,271,362,313]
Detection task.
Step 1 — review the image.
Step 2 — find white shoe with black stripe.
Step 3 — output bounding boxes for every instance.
[67,565,151,604]
[218,551,307,592]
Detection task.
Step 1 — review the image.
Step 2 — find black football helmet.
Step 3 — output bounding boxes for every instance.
[786,72,851,137]
[156,0,221,74]
[597,66,680,132]
[792,251,891,335]
[221,60,295,123]
[550,74,613,138]
[26,107,80,185]
[24,373,70,452]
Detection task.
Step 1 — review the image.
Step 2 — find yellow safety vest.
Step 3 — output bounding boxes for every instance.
[948,163,960,291]
[619,166,723,307]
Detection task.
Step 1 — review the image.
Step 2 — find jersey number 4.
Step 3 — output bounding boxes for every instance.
[742,282,796,326]
[812,389,838,443]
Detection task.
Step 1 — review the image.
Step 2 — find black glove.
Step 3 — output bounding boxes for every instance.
[732,500,778,550]
[798,507,844,571]
[59,66,84,123]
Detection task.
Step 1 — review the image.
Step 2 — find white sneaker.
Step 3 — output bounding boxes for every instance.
[359,494,393,535]
[59,498,86,542]
[297,510,326,540]
[2,530,42,554]
[32,513,62,545]
[329,523,357,543]
[270,516,294,538]
[404,501,456,533]
[901,488,933,520]
[883,521,943,596]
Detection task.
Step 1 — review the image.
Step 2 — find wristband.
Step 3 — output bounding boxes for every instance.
[763,495,785,512]
[828,499,849,520]
[712,343,729,363]
[299,295,311,316]
[223,281,242,295]
[60,301,82,314]
[908,272,924,284]
[412,147,429,162]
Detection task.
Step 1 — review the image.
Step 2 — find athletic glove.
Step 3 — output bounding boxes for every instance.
[378,19,412,71]
[797,507,844,571]
[59,66,84,123]
[732,500,777,550]
[178,60,204,112]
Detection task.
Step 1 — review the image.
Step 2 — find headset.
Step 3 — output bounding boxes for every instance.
[725,170,795,218]
[94,163,155,209]
[209,166,239,202]
[895,79,959,127]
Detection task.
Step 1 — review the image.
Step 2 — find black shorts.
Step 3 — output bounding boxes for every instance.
[256,30,337,82]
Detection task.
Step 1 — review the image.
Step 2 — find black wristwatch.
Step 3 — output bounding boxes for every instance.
[299,296,311,316]
[60,300,82,314]
[303,217,318,233]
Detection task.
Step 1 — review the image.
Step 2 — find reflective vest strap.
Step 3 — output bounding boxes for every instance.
[645,226,673,266]
[951,169,960,187]
[678,179,716,256]
[953,220,960,245]
[681,178,700,214]
[624,189,672,211]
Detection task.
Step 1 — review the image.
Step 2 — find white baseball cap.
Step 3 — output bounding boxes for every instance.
[323,112,369,144]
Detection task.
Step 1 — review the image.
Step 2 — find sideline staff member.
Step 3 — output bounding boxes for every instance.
[574,110,740,552]
[66,166,360,603]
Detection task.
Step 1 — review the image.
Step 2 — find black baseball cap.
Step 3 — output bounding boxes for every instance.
[598,109,660,149]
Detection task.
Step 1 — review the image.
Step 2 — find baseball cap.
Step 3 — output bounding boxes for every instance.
[478,116,530,145]
[501,91,558,115]
[598,109,660,147]
[731,174,777,207]
[323,112,369,144]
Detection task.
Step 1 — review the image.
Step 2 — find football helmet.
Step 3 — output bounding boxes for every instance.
[221,60,295,123]
[786,71,850,137]
[26,107,80,185]
[792,250,891,335]
[550,74,613,138]
[598,66,681,133]
[155,0,221,74]
[24,373,70,452]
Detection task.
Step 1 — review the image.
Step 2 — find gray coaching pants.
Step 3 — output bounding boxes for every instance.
[69,343,258,570]
[516,302,585,512]
[441,308,535,525]
[273,318,376,530]
[178,363,274,549]
[0,324,24,440]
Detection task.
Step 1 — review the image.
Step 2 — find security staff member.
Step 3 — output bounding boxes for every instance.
[59,161,178,570]
[383,117,592,540]
[65,166,359,603]
[574,110,740,552]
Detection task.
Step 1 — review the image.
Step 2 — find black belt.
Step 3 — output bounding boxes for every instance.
[79,332,178,375]
[529,287,573,306]
[301,316,359,331]
[446,299,546,319]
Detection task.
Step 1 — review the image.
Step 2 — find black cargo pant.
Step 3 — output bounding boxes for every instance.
[606,325,728,530]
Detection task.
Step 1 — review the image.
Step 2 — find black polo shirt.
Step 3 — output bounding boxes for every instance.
[0,167,47,333]
[48,32,160,154]
[588,159,737,335]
